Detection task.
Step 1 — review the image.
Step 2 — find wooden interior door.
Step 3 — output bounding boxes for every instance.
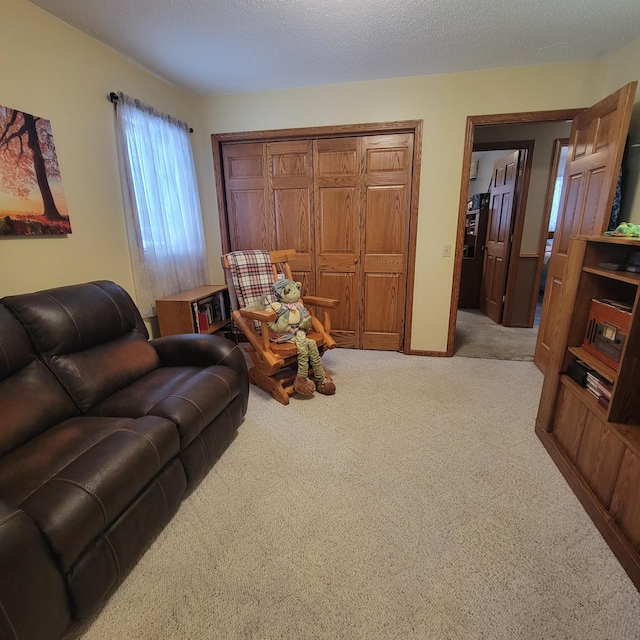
[267,140,314,291]
[361,134,413,350]
[534,82,637,373]
[314,137,361,348]
[479,150,520,323]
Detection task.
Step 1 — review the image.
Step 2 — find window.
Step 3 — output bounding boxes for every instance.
[114,92,207,318]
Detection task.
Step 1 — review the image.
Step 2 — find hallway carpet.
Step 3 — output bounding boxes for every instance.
[455,309,538,361]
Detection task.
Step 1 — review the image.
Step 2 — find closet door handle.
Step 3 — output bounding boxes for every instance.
[353,258,359,264]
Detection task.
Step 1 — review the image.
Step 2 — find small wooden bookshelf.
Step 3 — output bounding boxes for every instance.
[156,285,230,336]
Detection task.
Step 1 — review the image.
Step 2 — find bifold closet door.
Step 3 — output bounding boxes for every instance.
[222,142,272,249]
[361,133,413,350]
[313,134,413,350]
[314,137,362,348]
[267,140,314,290]
[222,132,414,351]
[222,140,314,288]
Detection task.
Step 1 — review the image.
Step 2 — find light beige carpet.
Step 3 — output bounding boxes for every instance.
[455,309,538,361]
[65,350,640,640]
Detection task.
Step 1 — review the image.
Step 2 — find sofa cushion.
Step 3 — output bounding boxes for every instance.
[66,458,187,618]
[50,332,161,412]
[3,280,148,352]
[3,281,161,412]
[89,365,240,449]
[0,414,180,571]
[0,305,78,457]
[0,304,34,381]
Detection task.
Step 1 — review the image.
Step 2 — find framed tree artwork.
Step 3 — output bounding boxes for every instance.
[0,104,71,235]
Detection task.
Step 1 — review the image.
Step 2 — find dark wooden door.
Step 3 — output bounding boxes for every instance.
[534,82,637,373]
[479,151,520,323]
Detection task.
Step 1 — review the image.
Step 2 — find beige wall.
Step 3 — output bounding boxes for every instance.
[0,0,198,307]
[469,150,509,198]
[4,0,639,352]
[474,121,573,255]
[193,63,604,351]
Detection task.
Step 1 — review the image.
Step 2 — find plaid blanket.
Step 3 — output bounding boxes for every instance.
[226,250,276,332]
[226,250,275,308]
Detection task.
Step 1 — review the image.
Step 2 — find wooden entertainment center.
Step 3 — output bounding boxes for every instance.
[536,235,640,588]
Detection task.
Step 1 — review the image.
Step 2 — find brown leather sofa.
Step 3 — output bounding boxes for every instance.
[0,280,249,640]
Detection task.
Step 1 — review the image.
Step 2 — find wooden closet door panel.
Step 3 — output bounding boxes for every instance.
[222,142,274,250]
[361,134,413,350]
[268,140,314,289]
[363,274,404,350]
[314,137,361,348]
[317,272,357,347]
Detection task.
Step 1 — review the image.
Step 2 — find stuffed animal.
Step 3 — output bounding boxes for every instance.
[605,222,640,237]
[261,279,336,397]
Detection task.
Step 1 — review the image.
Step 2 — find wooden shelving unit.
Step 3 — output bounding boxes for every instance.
[156,285,230,337]
[536,235,640,589]
[459,205,488,308]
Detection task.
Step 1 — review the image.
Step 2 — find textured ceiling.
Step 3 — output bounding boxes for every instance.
[27,0,640,95]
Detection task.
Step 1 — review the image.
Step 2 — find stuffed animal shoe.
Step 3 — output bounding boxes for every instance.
[263,279,335,397]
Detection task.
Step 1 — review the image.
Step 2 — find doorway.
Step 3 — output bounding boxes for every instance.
[462,142,535,326]
[449,109,582,358]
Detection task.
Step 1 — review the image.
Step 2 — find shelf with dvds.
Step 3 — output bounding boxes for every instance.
[156,285,231,336]
[536,235,640,589]
[459,205,488,308]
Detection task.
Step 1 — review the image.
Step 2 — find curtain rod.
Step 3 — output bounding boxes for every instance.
[108,92,193,133]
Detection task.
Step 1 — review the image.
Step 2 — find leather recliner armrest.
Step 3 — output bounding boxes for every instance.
[149,334,249,416]
[0,501,71,640]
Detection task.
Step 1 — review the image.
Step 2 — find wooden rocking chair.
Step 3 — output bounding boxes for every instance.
[221,249,338,405]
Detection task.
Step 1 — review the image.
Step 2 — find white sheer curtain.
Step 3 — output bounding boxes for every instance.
[114,92,208,318]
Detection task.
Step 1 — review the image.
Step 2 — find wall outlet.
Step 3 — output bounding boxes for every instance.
[442,244,452,257]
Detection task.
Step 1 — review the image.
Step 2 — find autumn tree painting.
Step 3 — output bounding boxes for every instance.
[0,105,71,235]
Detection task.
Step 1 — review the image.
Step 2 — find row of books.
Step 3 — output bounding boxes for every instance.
[585,369,613,410]
[192,291,229,333]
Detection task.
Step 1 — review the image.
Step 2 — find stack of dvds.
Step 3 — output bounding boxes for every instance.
[586,371,613,409]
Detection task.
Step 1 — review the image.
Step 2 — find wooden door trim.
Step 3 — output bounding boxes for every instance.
[448,108,584,356]
[468,110,583,127]
[212,120,423,354]
[211,138,229,259]
[212,120,423,146]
